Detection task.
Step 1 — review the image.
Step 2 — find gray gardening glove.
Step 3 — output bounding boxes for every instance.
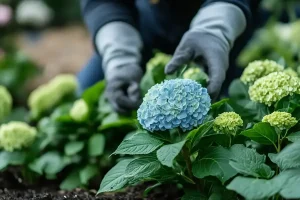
[165,2,246,99]
[96,22,143,113]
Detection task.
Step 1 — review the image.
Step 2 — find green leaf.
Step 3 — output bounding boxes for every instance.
[113,131,163,155]
[269,142,300,170]
[287,131,300,142]
[88,134,105,157]
[186,121,213,150]
[99,112,135,131]
[98,159,133,193]
[192,134,230,153]
[125,156,162,181]
[241,122,277,145]
[192,146,237,183]
[82,81,105,106]
[60,171,82,190]
[226,176,279,199]
[0,151,26,170]
[29,151,66,175]
[227,169,300,199]
[279,169,300,199]
[210,99,230,111]
[229,99,269,121]
[229,144,274,178]
[79,164,98,185]
[182,190,207,200]
[64,141,84,156]
[228,79,249,99]
[156,140,186,167]
[275,94,300,113]
[50,103,72,121]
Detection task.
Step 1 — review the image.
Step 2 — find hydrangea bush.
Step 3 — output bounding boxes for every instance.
[99,58,300,200]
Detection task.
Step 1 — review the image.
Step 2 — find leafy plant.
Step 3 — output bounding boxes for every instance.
[99,59,300,200]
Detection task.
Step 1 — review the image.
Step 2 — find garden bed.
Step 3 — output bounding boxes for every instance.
[0,170,180,200]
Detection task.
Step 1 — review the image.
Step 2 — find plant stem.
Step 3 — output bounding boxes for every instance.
[277,137,281,153]
[182,147,193,178]
[181,146,203,192]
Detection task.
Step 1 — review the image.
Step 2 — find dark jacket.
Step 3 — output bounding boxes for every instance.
[81,0,261,43]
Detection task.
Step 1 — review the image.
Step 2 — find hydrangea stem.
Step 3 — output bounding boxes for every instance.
[181,146,203,192]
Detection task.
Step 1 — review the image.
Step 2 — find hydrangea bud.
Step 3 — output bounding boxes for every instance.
[262,111,297,130]
[146,52,171,70]
[28,74,77,118]
[0,85,12,121]
[241,60,284,85]
[213,112,243,135]
[249,72,300,106]
[70,99,89,122]
[183,67,209,86]
[138,79,211,132]
[0,122,37,152]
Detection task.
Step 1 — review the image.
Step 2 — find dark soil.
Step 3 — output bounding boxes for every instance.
[0,170,181,200]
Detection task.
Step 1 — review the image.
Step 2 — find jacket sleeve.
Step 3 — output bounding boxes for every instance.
[80,0,138,41]
[202,0,259,26]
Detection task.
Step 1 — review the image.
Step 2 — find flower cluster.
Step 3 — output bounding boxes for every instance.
[146,52,171,71]
[183,67,209,86]
[137,79,211,132]
[241,60,284,85]
[213,112,243,135]
[0,85,12,121]
[70,99,89,122]
[249,72,300,106]
[0,121,37,152]
[262,111,297,130]
[28,74,78,118]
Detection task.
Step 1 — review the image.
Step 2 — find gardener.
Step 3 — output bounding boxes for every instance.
[79,0,261,113]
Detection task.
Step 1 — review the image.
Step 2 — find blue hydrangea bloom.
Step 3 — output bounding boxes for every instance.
[137,79,211,132]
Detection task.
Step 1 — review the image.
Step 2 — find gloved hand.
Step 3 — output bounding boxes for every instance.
[96,22,143,113]
[165,2,247,99]
[105,64,143,113]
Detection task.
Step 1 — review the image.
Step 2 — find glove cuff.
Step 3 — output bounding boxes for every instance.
[190,2,246,49]
[95,22,143,75]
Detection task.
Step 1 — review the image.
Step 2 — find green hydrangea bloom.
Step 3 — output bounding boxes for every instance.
[28,74,77,118]
[146,52,171,70]
[183,67,209,86]
[0,86,12,121]
[284,68,298,77]
[249,72,300,106]
[262,111,297,130]
[241,60,284,85]
[213,112,243,135]
[70,99,89,122]
[0,121,37,152]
